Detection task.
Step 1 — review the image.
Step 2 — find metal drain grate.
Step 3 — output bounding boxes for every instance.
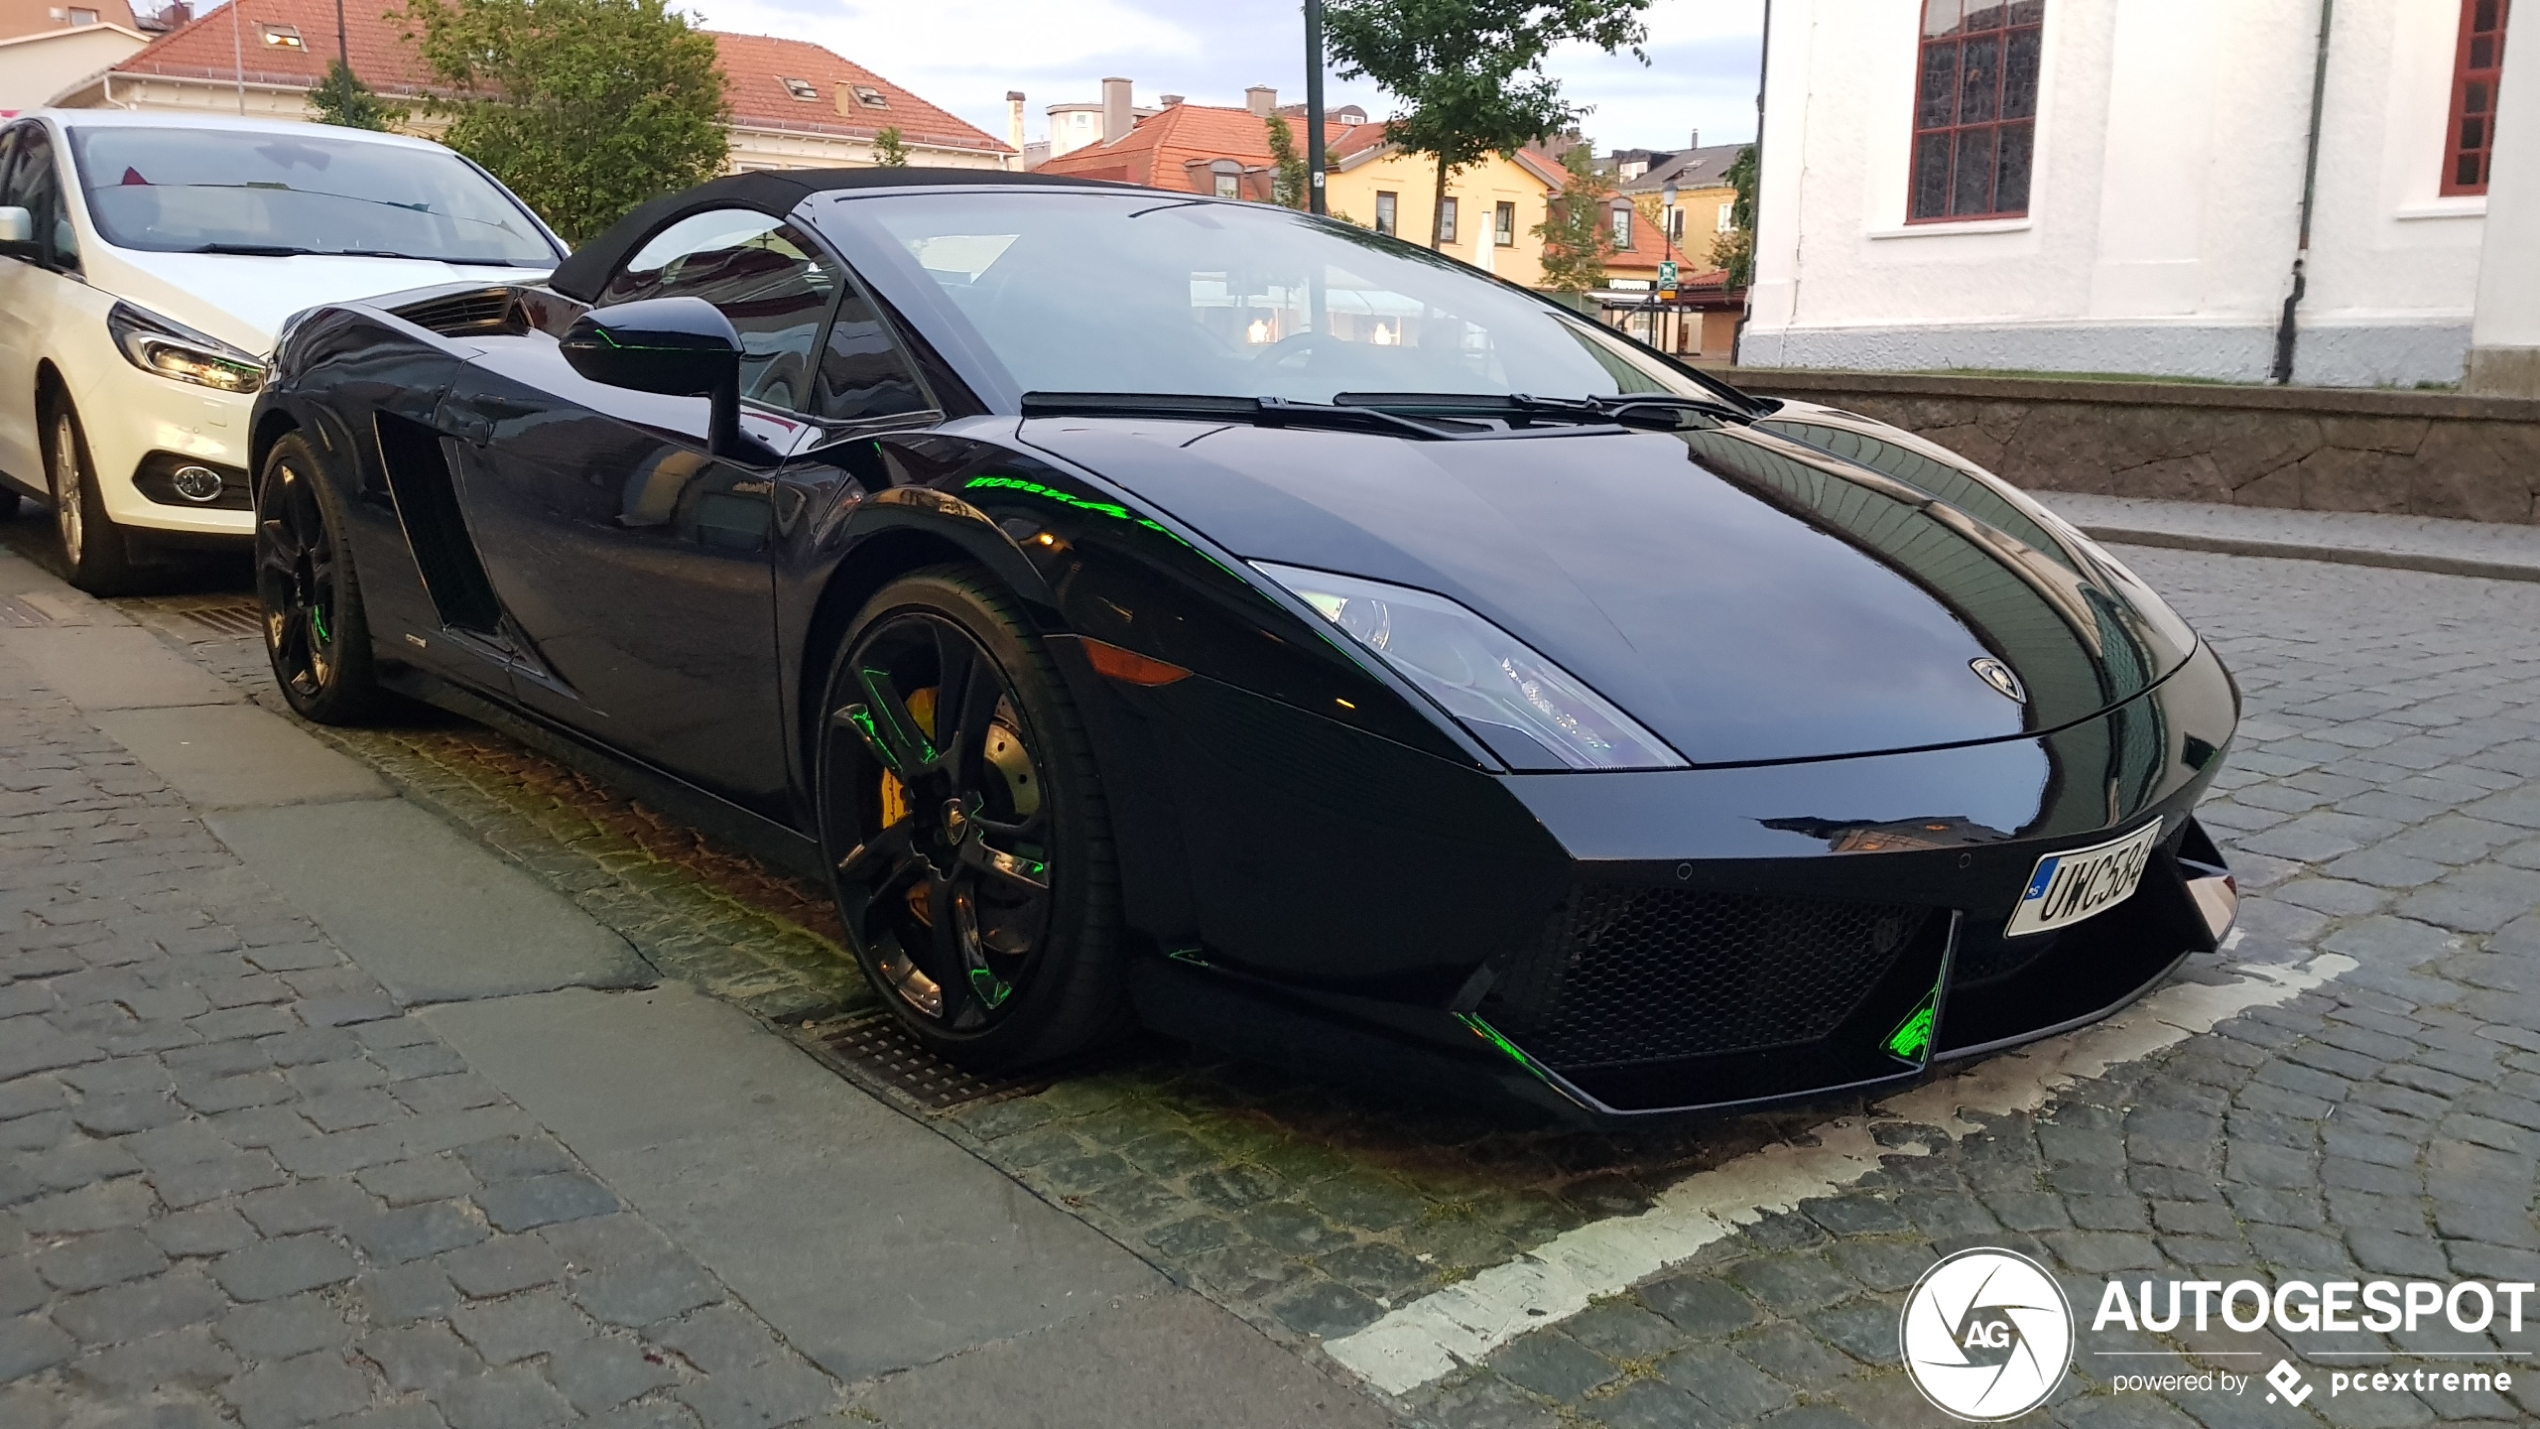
[0,597,54,627]
[180,602,264,638]
[817,1011,1045,1114]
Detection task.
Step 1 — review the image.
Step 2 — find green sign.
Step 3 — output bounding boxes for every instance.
[1657,260,1678,288]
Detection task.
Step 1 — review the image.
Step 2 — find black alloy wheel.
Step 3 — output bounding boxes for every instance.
[816,568,1124,1071]
[255,433,381,724]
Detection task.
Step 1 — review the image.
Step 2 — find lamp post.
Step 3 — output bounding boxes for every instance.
[1304,0,1328,215]
[1658,179,1678,350]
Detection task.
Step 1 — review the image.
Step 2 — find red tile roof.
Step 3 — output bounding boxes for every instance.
[100,0,1005,154]
[1604,196,1726,283]
[1035,101,1357,195]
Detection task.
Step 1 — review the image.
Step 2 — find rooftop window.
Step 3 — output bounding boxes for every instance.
[852,86,889,109]
[781,77,818,101]
[258,22,302,46]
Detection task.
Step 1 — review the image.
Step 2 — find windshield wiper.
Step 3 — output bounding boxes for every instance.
[180,242,321,256]
[1020,392,1463,439]
[1333,391,1737,429]
[175,242,547,265]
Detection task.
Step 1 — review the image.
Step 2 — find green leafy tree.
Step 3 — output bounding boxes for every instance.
[1707,142,1756,288]
[1266,114,1308,208]
[873,125,911,167]
[1531,140,1616,293]
[309,58,401,131]
[395,0,729,242]
[1324,0,1650,249]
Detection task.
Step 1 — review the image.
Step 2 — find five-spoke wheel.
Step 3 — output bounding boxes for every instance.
[46,397,138,595]
[817,568,1122,1069]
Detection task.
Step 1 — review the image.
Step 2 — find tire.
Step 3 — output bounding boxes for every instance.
[815,566,1127,1072]
[45,398,139,595]
[255,432,382,724]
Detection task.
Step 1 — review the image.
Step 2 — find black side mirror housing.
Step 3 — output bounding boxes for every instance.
[560,296,751,457]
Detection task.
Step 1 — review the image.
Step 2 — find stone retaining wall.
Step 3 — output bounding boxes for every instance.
[1711,368,2540,525]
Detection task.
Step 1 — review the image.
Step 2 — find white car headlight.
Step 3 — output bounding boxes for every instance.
[1253,561,1688,772]
[108,301,264,394]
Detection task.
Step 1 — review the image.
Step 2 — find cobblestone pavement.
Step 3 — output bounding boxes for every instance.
[0,621,859,1427]
[13,517,2540,1428]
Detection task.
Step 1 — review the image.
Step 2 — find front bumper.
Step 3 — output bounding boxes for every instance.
[1127,639,2241,1126]
[67,351,256,539]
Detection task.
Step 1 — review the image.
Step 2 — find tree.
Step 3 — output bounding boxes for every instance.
[1708,143,1757,289]
[1265,114,1308,209]
[395,0,729,242]
[873,125,911,167]
[309,58,401,131]
[1324,0,1650,249]
[1531,140,1616,293]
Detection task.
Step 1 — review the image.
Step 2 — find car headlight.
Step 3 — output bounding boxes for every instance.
[1253,561,1688,772]
[108,301,264,394]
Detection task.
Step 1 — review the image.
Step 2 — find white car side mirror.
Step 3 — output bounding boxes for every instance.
[0,206,31,246]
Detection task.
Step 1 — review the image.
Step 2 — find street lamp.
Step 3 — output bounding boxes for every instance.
[1650,179,1679,349]
[1305,0,1328,215]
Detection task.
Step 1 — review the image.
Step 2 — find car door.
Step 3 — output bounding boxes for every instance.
[0,123,60,493]
[438,209,841,819]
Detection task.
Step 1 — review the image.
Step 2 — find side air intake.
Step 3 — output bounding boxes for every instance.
[372,410,504,633]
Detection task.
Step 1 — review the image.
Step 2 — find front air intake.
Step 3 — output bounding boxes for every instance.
[1483,886,1929,1069]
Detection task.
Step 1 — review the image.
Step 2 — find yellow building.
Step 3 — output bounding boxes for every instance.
[1322,131,1569,289]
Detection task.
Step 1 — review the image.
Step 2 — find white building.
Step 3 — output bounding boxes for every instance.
[1744,0,2538,391]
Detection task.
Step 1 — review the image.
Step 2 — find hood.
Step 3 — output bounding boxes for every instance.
[91,248,551,354]
[1020,417,2198,767]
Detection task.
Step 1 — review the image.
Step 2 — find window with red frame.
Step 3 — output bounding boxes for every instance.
[1909,0,2045,222]
[2444,0,2511,195]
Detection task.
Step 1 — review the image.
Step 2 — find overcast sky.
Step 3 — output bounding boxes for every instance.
[678,0,1766,155]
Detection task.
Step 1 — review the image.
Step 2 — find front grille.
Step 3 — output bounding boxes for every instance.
[391,288,522,337]
[1489,886,1929,1069]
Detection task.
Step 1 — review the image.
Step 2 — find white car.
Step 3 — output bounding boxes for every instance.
[0,110,566,592]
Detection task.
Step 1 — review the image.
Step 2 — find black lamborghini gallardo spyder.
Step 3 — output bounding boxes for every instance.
[249,170,2240,1123]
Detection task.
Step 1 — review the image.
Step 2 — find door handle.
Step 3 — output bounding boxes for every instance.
[447,410,494,446]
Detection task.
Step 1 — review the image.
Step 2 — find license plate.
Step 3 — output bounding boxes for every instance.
[2005,822,2161,937]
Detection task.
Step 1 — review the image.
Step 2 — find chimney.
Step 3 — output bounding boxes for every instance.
[1689,128,1700,149]
[1158,94,1184,108]
[1007,91,1026,154]
[1245,85,1276,118]
[1102,77,1133,144]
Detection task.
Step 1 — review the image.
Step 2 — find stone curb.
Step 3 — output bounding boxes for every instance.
[2084,524,2540,585]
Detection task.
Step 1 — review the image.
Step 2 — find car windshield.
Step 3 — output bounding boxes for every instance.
[842,190,1736,407]
[69,127,558,266]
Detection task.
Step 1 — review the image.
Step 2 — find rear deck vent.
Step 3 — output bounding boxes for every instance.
[390,288,524,338]
[1489,886,1929,1069]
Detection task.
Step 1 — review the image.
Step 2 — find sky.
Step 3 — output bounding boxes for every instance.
[674,0,1766,155]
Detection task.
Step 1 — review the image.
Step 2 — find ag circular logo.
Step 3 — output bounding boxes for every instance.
[1900,1247,2073,1421]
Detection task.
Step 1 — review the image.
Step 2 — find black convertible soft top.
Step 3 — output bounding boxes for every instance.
[547,167,1133,302]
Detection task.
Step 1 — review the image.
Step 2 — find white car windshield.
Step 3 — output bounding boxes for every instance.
[847,190,1733,407]
[70,127,558,266]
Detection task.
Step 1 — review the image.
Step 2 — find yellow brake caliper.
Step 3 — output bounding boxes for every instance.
[880,687,935,923]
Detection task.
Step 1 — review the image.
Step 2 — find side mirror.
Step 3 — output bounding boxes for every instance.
[560,296,749,457]
[0,206,33,258]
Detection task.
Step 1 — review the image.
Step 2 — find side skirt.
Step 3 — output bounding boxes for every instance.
[375,662,826,885]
